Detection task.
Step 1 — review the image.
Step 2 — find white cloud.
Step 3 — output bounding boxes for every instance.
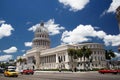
[0,20,5,24]
[28,19,65,35]
[45,19,65,35]
[103,34,120,46]
[96,31,106,39]
[24,42,32,47]
[28,24,38,32]
[101,0,120,16]
[23,54,26,56]
[61,24,106,44]
[114,52,120,57]
[0,55,13,61]
[0,23,14,39]
[21,50,26,52]
[3,46,17,54]
[58,0,89,12]
[61,24,120,47]
[107,0,120,13]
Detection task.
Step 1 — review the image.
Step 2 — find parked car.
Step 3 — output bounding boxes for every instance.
[21,69,34,75]
[98,69,118,74]
[4,69,18,77]
[0,68,4,73]
[116,69,120,74]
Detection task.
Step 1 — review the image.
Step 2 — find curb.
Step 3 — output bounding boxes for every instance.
[34,71,97,74]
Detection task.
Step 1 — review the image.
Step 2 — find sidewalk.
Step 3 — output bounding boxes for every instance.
[34,70,97,74]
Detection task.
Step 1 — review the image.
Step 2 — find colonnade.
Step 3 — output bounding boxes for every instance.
[40,55,56,64]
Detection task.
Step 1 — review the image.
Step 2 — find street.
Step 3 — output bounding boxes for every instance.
[0,71,120,80]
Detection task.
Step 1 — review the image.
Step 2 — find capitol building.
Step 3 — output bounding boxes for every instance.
[17,22,106,71]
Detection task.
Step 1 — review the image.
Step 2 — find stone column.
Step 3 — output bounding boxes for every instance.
[66,52,69,62]
[35,50,40,69]
[56,53,59,63]
[56,53,59,68]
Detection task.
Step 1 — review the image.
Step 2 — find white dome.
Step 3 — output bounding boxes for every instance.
[35,22,48,34]
[32,22,50,49]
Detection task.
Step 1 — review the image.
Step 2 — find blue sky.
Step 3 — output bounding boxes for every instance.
[0,0,120,61]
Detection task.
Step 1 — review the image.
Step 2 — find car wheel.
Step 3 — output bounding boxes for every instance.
[113,72,117,74]
[99,72,104,74]
[21,72,23,75]
[100,72,104,74]
[4,74,7,77]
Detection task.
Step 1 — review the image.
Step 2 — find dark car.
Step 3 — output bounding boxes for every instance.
[0,68,4,73]
[98,69,118,74]
[21,69,34,75]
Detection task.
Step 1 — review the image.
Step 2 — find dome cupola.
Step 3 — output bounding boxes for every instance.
[35,22,48,34]
[32,22,50,50]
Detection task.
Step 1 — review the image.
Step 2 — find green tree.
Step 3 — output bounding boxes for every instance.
[76,49,83,60]
[17,58,27,64]
[67,47,92,71]
[67,48,77,72]
[105,49,116,68]
[76,49,83,71]
[22,58,27,64]
[0,62,6,68]
[77,46,92,70]
[105,50,116,60]
[85,48,92,70]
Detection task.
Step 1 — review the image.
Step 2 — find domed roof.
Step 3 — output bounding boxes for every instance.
[32,22,50,49]
[35,22,48,34]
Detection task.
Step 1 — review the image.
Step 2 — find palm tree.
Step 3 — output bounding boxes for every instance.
[76,49,83,62]
[67,47,92,71]
[76,49,83,71]
[105,49,116,69]
[17,58,23,65]
[85,48,92,70]
[17,57,27,65]
[67,48,77,72]
[22,58,27,64]
[85,48,92,59]
[78,46,92,70]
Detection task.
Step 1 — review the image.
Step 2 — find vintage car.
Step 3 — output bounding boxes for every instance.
[98,69,118,74]
[4,69,18,77]
[21,69,34,75]
[116,69,120,74]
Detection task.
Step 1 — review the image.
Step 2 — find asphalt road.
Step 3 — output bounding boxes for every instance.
[0,71,120,80]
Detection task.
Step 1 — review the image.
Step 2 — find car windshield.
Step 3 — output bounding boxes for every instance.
[8,70,16,72]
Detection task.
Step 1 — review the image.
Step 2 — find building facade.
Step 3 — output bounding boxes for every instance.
[17,22,106,71]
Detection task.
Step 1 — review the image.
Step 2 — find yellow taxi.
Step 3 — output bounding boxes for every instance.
[4,69,18,77]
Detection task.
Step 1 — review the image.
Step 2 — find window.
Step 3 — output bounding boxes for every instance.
[94,51,96,55]
[64,55,65,62]
[58,56,61,63]
[96,64,97,67]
